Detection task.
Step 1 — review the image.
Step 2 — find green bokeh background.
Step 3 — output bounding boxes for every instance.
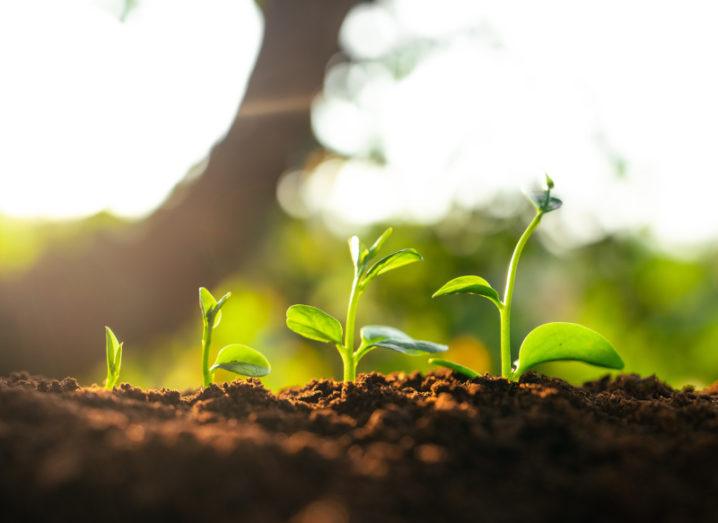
[5,202,714,391]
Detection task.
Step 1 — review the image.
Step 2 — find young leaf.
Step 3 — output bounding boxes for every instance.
[360,325,447,356]
[428,358,479,378]
[211,344,271,377]
[199,287,217,317]
[286,304,344,344]
[104,326,122,389]
[515,322,624,376]
[199,287,228,328]
[365,227,393,262]
[105,327,116,375]
[113,343,123,383]
[432,275,501,306]
[363,248,422,283]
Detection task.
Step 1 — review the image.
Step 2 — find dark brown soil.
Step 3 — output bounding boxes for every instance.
[1,371,717,522]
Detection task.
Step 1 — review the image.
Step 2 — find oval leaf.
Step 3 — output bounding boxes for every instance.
[361,325,447,356]
[363,248,422,283]
[432,275,501,306]
[428,358,479,378]
[105,326,120,372]
[286,304,343,344]
[516,322,624,376]
[211,344,271,377]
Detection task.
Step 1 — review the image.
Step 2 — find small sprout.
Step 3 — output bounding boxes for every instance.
[104,326,123,390]
[433,177,624,380]
[286,227,447,381]
[199,287,271,387]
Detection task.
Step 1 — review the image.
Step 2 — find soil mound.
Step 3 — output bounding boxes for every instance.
[1,371,717,522]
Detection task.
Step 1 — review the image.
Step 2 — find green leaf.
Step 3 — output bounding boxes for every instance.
[428,358,479,378]
[113,343,123,384]
[199,287,216,317]
[199,287,229,328]
[515,322,624,376]
[432,275,501,306]
[104,326,122,389]
[360,325,447,356]
[211,344,271,377]
[365,227,393,262]
[286,304,344,345]
[105,327,120,373]
[363,248,422,283]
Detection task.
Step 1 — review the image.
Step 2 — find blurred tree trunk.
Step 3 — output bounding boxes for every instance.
[0,0,362,376]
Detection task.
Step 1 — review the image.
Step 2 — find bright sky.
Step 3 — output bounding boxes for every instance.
[2,0,718,250]
[0,0,261,218]
[298,0,718,249]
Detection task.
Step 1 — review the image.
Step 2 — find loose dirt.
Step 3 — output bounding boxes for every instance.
[1,371,717,522]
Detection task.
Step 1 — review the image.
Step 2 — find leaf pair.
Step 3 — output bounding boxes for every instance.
[350,228,423,289]
[199,287,231,328]
[285,303,447,359]
[104,326,123,390]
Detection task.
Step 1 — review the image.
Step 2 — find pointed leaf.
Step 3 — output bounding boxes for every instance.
[360,325,447,356]
[199,287,228,328]
[363,248,422,283]
[365,227,393,262]
[432,275,501,306]
[105,331,114,376]
[114,343,123,384]
[516,322,624,376]
[286,304,343,344]
[105,327,120,373]
[199,287,217,317]
[211,344,271,377]
[428,358,479,378]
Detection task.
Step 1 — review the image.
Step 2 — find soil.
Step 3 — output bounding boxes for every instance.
[1,371,717,523]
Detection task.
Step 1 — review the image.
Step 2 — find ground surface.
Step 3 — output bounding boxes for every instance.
[1,371,717,522]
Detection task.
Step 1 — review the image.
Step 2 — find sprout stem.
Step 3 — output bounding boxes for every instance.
[500,211,543,378]
[342,273,362,382]
[201,316,213,387]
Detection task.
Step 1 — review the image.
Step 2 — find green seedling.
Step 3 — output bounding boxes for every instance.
[431,176,624,380]
[104,326,123,390]
[199,287,271,387]
[286,227,447,382]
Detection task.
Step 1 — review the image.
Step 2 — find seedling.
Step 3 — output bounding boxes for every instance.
[286,227,447,382]
[104,326,123,390]
[431,176,624,379]
[199,287,271,387]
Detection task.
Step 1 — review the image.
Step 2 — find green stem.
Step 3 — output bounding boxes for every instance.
[201,318,213,387]
[500,211,543,378]
[342,274,362,382]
